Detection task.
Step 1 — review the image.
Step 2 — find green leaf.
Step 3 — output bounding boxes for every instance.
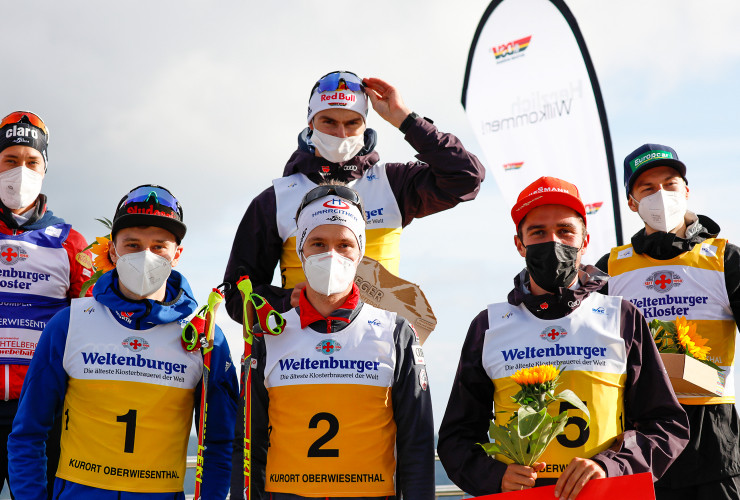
[488,423,523,463]
[556,389,590,421]
[517,406,548,438]
[478,442,501,456]
[79,269,104,298]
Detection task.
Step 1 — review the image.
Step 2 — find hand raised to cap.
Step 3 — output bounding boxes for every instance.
[362,77,413,129]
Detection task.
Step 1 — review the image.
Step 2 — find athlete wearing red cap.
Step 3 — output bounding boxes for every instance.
[438,177,689,498]
[0,111,92,499]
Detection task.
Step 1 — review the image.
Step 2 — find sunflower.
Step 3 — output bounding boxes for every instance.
[675,316,711,360]
[90,235,115,273]
[511,364,560,387]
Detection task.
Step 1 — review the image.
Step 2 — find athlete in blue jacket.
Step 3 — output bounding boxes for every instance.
[7,185,238,499]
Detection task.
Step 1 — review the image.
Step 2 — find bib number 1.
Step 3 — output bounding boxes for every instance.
[116,409,138,453]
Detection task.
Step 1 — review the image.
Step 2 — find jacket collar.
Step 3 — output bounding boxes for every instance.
[281,128,380,182]
[92,269,198,329]
[631,212,719,260]
[298,283,362,333]
[508,265,608,319]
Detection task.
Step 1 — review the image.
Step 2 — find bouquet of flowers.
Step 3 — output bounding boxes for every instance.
[79,218,115,297]
[649,316,722,371]
[479,364,589,466]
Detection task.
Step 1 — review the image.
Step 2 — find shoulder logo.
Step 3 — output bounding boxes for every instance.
[75,252,93,269]
[413,346,425,365]
[419,367,428,391]
[83,306,95,314]
[540,325,568,343]
[617,248,633,260]
[592,306,606,315]
[368,319,381,327]
[0,244,28,265]
[366,173,378,181]
[502,311,513,319]
[121,336,149,352]
[700,243,718,257]
[644,270,682,293]
[315,339,342,355]
[45,226,62,237]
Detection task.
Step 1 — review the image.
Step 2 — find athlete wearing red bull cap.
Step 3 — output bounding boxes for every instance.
[438,177,688,498]
[0,111,92,499]
[596,144,740,499]
[7,185,238,500]
[223,70,485,319]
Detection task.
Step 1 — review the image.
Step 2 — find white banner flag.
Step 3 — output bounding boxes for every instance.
[462,0,622,260]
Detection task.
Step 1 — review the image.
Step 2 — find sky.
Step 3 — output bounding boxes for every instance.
[3,0,740,433]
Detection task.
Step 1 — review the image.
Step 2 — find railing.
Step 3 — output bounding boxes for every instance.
[184,453,468,499]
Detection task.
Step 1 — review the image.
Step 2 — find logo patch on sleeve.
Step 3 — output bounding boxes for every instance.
[419,368,428,391]
[413,346,425,365]
[45,226,62,237]
[75,251,93,269]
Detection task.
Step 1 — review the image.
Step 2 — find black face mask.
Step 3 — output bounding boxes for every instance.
[524,241,580,293]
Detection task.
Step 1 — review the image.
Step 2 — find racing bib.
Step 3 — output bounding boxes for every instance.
[57,297,202,492]
[608,238,736,404]
[483,293,627,478]
[263,304,397,496]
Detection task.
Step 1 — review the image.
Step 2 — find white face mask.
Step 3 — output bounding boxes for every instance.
[635,189,688,233]
[302,251,357,296]
[115,248,173,297]
[310,128,364,163]
[0,167,44,210]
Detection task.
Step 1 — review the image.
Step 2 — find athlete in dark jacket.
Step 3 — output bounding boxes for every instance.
[596,144,740,499]
[223,72,484,321]
[438,176,689,497]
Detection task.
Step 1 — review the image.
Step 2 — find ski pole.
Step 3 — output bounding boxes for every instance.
[236,276,285,499]
[182,283,228,500]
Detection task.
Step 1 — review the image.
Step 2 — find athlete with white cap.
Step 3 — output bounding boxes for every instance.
[249,183,434,499]
[223,70,485,320]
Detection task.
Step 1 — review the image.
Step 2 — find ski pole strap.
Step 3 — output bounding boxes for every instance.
[181,283,229,354]
[236,276,286,338]
[250,294,285,336]
[182,308,208,352]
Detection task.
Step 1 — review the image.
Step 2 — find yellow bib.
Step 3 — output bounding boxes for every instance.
[58,298,201,492]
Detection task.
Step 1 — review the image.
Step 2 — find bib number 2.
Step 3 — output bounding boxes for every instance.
[307,412,339,457]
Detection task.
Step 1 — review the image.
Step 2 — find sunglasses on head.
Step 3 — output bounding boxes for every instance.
[312,71,364,95]
[0,111,49,136]
[295,185,364,220]
[118,185,183,217]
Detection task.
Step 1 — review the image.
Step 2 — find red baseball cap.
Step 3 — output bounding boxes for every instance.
[511,177,587,228]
